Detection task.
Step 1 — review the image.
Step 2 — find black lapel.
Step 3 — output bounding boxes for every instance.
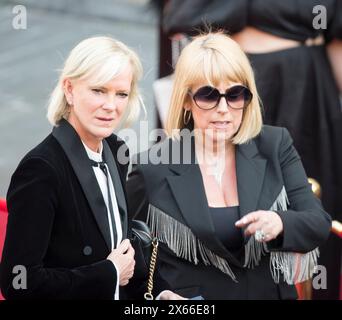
[235,140,267,241]
[52,119,112,250]
[166,137,243,267]
[102,139,128,238]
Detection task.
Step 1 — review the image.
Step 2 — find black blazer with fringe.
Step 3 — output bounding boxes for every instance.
[126,125,331,300]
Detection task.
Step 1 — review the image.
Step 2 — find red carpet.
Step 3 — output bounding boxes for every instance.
[0,198,8,300]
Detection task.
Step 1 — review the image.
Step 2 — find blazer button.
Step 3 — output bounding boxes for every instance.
[83,246,92,256]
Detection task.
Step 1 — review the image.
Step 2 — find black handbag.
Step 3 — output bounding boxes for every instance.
[130,219,159,300]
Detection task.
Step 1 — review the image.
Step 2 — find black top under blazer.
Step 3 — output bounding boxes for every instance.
[126,125,332,300]
[0,119,168,299]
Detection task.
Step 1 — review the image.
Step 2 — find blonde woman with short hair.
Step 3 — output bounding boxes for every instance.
[1,36,182,300]
[127,32,331,299]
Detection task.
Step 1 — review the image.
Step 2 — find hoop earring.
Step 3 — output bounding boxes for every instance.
[183,110,191,125]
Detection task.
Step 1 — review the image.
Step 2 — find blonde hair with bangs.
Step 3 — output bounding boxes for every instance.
[47,36,144,127]
[166,32,263,144]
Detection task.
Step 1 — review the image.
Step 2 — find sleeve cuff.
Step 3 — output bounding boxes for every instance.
[111,261,120,300]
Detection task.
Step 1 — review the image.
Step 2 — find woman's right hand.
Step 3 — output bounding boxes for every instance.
[107,239,135,286]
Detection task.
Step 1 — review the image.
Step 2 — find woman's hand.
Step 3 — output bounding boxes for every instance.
[107,239,135,286]
[235,210,283,242]
[158,290,188,300]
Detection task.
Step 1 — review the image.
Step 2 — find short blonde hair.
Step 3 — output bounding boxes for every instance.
[166,32,263,144]
[47,36,143,127]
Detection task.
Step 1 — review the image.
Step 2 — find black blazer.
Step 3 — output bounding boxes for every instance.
[126,125,332,300]
[0,119,167,299]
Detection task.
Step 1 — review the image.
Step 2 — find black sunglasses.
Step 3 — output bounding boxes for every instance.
[189,85,253,110]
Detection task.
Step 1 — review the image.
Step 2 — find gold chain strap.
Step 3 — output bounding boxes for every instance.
[144,237,159,300]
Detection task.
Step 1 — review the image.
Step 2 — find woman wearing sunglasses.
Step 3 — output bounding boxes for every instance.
[126,32,331,300]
